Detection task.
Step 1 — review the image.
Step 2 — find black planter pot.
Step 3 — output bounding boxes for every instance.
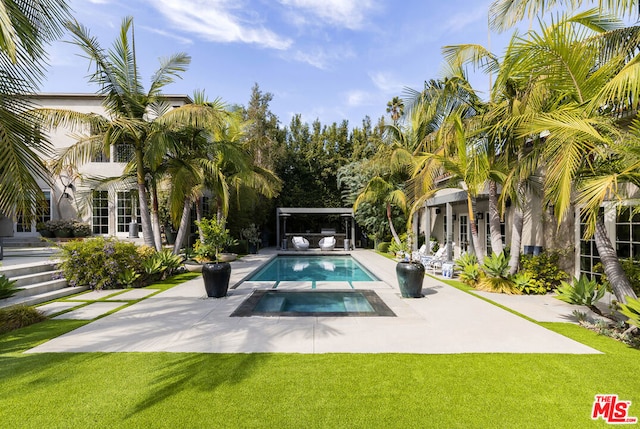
[396,261,425,298]
[248,243,258,254]
[202,262,231,298]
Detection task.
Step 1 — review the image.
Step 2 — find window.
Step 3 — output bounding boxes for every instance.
[92,151,109,162]
[616,207,640,260]
[116,191,141,233]
[16,190,50,232]
[92,190,109,234]
[579,209,603,281]
[459,214,468,253]
[114,144,135,163]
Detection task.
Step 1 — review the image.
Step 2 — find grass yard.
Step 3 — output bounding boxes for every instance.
[0,275,638,428]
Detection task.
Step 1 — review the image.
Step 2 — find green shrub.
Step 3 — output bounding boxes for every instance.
[0,274,21,299]
[595,258,640,296]
[377,242,390,253]
[519,252,568,294]
[0,305,46,334]
[556,276,606,307]
[388,236,409,256]
[71,221,92,237]
[512,272,547,294]
[459,263,482,286]
[59,237,142,290]
[455,253,478,271]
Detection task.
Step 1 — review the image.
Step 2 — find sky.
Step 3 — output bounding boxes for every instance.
[41,0,518,128]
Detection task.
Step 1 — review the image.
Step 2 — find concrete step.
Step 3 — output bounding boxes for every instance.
[13,278,69,298]
[0,286,89,309]
[1,236,54,248]
[0,261,59,278]
[12,270,63,288]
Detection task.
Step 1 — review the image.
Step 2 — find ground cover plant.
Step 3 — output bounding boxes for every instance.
[1,276,638,428]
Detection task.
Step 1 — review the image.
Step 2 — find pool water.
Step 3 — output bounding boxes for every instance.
[231,290,396,317]
[249,256,378,286]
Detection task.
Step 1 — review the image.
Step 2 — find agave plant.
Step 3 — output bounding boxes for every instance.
[0,275,21,300]
[618,296,640,329]
[476,252,520,294]
[555,276,609,318]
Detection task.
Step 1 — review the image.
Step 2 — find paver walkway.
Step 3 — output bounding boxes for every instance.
[27,250,600,355]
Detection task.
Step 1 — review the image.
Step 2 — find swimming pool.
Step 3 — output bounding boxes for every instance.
[231,290,396,317]
[248,255,378,286]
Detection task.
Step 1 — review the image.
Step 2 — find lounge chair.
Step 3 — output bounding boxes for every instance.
[421,246,447,273]
[319,236,336,251]
[292,236,310,250]
[412,244,428,261]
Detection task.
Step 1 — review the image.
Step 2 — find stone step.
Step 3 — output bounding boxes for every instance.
[13,278,69,298]
[0,261,59,278]
[12,270,63,288]
[0,286,89,309]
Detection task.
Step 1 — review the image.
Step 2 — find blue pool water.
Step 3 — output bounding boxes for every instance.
[249,256,378,284]
[254,291,375,313]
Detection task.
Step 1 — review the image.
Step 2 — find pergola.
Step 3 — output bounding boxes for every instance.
[276,207,356,250]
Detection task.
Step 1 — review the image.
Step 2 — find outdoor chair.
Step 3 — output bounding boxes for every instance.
[421,246,447,274]
[292,236,310,250]
[319,236,336,251]
[412,244,428,261]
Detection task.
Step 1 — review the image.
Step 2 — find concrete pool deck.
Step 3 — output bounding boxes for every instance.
[26,249,600,355]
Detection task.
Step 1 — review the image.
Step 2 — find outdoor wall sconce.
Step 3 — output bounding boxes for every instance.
[477,213,484,220]
[452,214,456,220]
[435,208,441,214]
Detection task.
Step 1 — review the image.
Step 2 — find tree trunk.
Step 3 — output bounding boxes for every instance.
[150,181,162,251]
[196,198,204,241]
[488,180,504,255]
[172,198,192,255]
[387,202,401,245]
[467,195,485,264]
[135,146,156,248]
[508,205,524,275]
[593,214,638,304]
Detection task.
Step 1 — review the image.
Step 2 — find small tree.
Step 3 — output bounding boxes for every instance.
[194,218,230,262]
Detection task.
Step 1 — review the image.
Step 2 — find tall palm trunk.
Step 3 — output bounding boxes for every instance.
[508,183,525,275]
[150,181,163,250]
[488,180,504,255]
[467,195,485,263]
[196,198,204,241]
[172,198,192,255]
[594,214,638,304]
[135,146,156,248]
[387,202,401,245]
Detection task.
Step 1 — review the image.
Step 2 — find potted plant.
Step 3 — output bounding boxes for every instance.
[195,217,232,298]
[241,223,261,254]
[72,221,92,238]
[395,235,425,298]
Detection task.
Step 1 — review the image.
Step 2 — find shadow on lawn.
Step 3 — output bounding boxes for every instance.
[125,352,268,417]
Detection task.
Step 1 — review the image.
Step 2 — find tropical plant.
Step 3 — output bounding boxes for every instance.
[38,16,191,250]
[117,268,141,288]
[619,296,640,329]
[0,274,21,299]
[476,252,520,294]
[555,276,608,317]
[0,1,71,223]
[459,262,482,287]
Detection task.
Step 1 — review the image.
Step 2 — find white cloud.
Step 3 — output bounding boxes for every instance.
[369,71,405,93]
[289,45,355,69]
[140,26,194,45]
[445,2,491,32]
[147,0,292,50]
[279,0,378,30]
[346,90,374,107]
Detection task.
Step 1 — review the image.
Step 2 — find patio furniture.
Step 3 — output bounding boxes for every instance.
[421,246,447,274]
[292,236,310,250]
[319,236,336,251]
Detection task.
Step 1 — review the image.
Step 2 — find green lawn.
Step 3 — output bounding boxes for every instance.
[1,276,638,428]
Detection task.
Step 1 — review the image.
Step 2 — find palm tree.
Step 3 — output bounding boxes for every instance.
[386,96,405,125]
[0,1,71,223]
[504,12,640,302]
[157,93,281,254]
[38,17,190,248]
[489,0,640,31]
